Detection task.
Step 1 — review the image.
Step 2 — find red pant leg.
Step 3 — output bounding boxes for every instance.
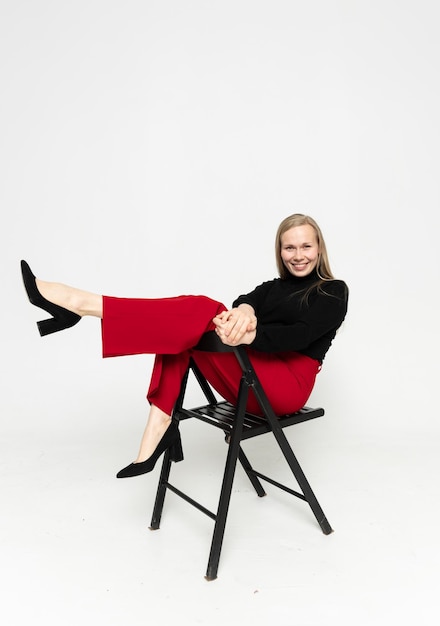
[101,294,226,357]
[146,352,191,414]
[148,349,319,417]
[101,294,227,415]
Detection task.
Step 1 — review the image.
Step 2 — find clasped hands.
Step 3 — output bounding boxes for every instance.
[212,303,257,347]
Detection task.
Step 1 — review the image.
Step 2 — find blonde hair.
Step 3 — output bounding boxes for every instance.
[275,213,334,280]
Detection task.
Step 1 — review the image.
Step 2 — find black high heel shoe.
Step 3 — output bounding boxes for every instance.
[20,260,81,336]
[117,420,184,478]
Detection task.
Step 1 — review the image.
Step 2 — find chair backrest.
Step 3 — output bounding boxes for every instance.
[193,330,235,352]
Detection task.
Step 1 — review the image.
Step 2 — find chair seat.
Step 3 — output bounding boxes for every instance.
[176,401,324,440]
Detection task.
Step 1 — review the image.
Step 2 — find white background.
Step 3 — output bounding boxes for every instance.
[1,1,439,625]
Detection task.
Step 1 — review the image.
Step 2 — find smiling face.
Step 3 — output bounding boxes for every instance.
[280,224,320,278]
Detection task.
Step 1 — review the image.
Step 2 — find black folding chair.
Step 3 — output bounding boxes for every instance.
[149,331,333,580]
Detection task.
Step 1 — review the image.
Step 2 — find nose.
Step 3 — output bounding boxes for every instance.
[293,249,303,261]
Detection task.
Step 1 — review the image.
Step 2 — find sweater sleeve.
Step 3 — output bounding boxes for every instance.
[251,280,348,353]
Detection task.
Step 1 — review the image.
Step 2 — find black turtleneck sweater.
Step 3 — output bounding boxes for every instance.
[232,271,348,362]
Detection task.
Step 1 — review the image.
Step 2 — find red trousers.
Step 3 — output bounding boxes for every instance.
[101,295,320,416]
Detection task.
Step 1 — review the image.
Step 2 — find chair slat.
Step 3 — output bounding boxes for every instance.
[177,400,324,440]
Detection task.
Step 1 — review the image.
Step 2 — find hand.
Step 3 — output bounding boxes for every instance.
[214,327,257,347]
[212,304,257,346]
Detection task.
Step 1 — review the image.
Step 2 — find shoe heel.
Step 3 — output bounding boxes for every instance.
[37,317,65,336]
[169,432,184,463]
[37,312,81,336]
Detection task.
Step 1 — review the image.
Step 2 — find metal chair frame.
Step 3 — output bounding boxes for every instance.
[149,332,333,580]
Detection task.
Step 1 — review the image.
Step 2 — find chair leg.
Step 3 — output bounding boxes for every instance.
[273,430,333,534]
[247,369,333,535]
[238,446,266,497]
[205,380,249,581]
[149,449,173,530]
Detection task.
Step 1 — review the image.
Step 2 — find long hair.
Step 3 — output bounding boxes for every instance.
[275,213,334,280]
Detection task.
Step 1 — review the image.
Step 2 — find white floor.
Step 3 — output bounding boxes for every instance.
[2,410,438,626]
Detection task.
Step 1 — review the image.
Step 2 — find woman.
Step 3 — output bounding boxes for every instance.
[21,214,348,478]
